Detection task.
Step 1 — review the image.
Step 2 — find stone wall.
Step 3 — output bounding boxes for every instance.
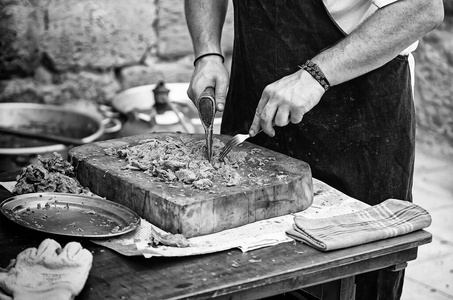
[0,0,233,104]
[413,2,453,155]
[0,0,451,155]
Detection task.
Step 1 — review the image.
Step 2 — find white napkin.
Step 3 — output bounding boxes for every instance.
[287,199,432,251]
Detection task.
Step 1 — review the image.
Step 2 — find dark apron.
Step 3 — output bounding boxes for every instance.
[221,1,415,299]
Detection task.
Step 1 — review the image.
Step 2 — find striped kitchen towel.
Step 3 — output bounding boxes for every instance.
[286,199,432,251]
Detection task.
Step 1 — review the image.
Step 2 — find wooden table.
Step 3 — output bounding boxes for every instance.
[0,185,431,300]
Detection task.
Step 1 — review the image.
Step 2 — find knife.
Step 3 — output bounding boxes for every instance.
[197,87,216,162]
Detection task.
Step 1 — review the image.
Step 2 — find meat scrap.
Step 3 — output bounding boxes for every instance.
[105,136,247,190]
[13,152,93,196]
[150,225,190,248]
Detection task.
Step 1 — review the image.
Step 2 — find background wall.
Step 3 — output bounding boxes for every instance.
[413,0,453,155]
[0,0,451,155]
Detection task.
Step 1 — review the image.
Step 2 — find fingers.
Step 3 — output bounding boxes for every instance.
[274,106,291,127]
[187,83,204,108]
[251,87,289,137]
[289,109,304,124]
[62,242,83,260]
[187,56,229,111]
[189,83,228,113]
[215,79,228,112]
[15,239,62,264]
[250,90,279,137]
[249,95,269,136]
[260,104,277,136]
[61,242,93,264]
[78,248,93,265]
[251,73,316,137]
[35,239,62,259]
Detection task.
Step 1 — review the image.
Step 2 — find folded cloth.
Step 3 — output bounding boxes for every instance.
[286,199,432,251]
[0,239,93,300]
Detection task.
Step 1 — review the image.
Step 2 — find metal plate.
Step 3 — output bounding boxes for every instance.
[0,193,141,238]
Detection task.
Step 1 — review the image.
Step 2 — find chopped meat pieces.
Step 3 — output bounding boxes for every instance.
[107,136,247,190]
[175,169,197,183]
[192,178,213,190]
[150,225,190,248]
[13,152,93,196]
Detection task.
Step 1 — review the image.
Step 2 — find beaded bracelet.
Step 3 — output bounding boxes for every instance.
[193,53,225,66]
[299,60,330,91]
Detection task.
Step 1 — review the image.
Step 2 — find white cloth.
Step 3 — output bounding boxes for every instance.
[323,0,418,55]
[0,239,92,300]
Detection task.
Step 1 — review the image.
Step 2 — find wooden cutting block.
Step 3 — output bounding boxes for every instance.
[69,132,313,238]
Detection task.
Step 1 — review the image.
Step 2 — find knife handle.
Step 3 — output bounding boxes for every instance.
[198,87,216,127]
[198,87,215,105]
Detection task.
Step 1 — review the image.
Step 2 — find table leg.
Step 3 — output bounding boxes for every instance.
[303,276,356,300]
[322,276,355,300]
[386,262,408,272]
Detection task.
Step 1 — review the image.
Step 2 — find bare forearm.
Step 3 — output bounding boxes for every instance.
[314,0,444,86]
[184,0,228,56]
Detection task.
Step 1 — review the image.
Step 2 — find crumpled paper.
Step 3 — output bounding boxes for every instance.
[89,178,370,257]
[90,215,294,258]
[1,179,369,258]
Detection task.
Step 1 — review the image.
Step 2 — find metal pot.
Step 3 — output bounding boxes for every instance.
[0,102,120,171]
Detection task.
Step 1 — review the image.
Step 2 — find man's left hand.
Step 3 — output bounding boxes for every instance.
[249,69,325,137]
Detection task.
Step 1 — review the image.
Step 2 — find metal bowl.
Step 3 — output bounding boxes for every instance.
[0,102,110,171]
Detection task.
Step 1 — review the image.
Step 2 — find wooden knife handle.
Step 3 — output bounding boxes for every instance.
[198,87,215,104]
[198,87,216,127]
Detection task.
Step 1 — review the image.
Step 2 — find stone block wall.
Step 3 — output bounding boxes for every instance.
[412,5,453,155]
[0,0,451,155]
[0,0,234,105]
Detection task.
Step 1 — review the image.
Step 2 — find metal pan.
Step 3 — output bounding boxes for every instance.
[0,193,141,238]
[0,102,121,171]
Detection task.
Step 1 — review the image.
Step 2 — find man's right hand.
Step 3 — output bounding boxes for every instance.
[187,54,229,113]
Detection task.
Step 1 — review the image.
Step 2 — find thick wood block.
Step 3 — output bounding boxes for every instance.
[69,132,313,237]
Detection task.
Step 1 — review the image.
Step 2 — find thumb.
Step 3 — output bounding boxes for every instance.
[215,81,228,112]
[249,95,269,137]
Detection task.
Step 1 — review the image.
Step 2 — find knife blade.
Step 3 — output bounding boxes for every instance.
[197,87,216,162]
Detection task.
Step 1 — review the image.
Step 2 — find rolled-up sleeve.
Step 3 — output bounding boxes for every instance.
[372,0,399,8]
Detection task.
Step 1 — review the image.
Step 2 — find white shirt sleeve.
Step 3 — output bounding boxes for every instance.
[372,0,399,9]
[323,0,418,55]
